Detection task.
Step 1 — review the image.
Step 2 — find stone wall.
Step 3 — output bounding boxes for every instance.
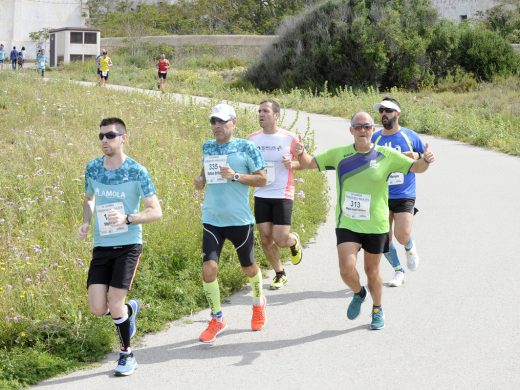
[101,35,277,60]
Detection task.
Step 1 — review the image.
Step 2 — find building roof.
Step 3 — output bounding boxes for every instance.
[49,27,100,33]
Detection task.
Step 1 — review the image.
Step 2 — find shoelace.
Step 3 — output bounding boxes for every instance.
[252,304,265,321]
[118,354,128,366]
[273,274,284,283]
[207,319,222,335]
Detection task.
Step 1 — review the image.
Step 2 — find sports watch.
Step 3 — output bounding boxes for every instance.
[232,173,241,182]
[125,214,133,225]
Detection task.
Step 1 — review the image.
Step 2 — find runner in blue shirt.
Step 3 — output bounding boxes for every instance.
[372,97,426,287]
[0,44,6,70]
[36,49,48,77]
[194,103,267,343]
[77,117,162,376]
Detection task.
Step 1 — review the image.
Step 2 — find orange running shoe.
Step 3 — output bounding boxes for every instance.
[251,296,266,331]
[199,317,227,343]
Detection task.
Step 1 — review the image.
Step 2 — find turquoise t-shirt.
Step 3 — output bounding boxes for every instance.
[0,49,5,61]
[37,55,47,70]
[315,144,413,234]
[85,156,156,247]
[202,138,265,227]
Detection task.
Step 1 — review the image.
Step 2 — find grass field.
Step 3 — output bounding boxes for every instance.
[0,71,327,388]
[48,52,520,156]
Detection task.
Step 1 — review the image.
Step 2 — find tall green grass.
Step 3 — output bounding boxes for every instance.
[0,72,327,388]
[51,56,520,156]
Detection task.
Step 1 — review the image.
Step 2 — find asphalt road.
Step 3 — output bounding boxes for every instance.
[35,87,520,390]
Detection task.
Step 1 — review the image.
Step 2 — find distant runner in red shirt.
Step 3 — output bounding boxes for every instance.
[156,53,170,93]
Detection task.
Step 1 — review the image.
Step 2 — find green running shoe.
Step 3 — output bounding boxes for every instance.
[270,273,288,290]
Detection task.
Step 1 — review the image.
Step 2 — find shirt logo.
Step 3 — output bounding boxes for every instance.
[95,188,126,199]
[369,159,379,168]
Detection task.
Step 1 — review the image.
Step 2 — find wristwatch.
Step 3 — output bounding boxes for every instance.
[125,214,133,225]
[232,173,240,182]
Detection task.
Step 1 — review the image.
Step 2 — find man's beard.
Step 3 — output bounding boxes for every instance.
[382,116,397,130]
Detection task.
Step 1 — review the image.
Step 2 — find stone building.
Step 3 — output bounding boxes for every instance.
[0,0,89,59]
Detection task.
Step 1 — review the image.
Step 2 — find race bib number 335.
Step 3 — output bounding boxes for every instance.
[343,192,371,220]
[204,155,228,184]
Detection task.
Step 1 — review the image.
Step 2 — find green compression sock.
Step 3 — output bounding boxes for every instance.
[249,270,263,305]
[203,279,221,315]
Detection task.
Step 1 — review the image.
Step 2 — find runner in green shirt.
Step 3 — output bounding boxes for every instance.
[296,111,435,330]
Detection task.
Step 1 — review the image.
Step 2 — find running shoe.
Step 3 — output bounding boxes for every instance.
[128,299,141,339]
[251,296,266,331]
[347,290,365,320]
[270,273,288,290]
[386,270,405,287]
[199,317,227,343]
[114,352,138,376]
[406,243,420,271]
[290,232,303,265]
[370,307,385,330]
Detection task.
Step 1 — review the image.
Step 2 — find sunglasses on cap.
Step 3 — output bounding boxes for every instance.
[210,117,230,125]
[98,131,123,140]
[352,123,374,130]
[379,107,397,114]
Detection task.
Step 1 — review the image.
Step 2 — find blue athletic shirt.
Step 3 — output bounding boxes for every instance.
[371,127,424,199]
[85,156,156,247]
[202,138,265,227]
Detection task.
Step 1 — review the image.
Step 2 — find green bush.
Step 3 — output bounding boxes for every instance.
[455,27,520,81]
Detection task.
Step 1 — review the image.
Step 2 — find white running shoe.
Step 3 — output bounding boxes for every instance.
[387,271,406,287]
[406,243,420,271]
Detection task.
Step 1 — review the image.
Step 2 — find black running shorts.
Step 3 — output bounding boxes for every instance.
[254,197,293,225]
[87,244,142,290]
[388,198,418,215]
[335,228,389,254]
[202,224,255,267]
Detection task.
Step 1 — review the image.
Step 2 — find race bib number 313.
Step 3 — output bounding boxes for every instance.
[96,202,128,236]
[343,192,371,220]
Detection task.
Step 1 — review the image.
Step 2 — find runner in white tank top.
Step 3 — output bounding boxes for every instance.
[248,100,304,290]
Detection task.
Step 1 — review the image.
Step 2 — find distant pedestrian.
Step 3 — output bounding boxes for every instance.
[17,51,24,69]
[98,50,112,87]
[95,51,103,84]
[155,53,170,92]
[10,46,18,70]
[0,44,5,70]
[37,49,48,78]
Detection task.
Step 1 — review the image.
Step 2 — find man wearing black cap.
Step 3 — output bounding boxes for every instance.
[372,97,427,287]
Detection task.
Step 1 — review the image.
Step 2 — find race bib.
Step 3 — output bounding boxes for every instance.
[343,192,371,220]
[101,71,108,77]
[264,162,275,185]
[96,202,128,236]
[39,61,45,67]
[204,155,228,184]
[388,172,404,186]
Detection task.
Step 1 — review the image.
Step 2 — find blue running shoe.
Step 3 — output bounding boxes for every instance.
[114,352,138,376]
[347,291,365,320]
[370,307,385,330]
[128,299,141,339]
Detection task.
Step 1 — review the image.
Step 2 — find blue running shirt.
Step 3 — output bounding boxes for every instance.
[202,138,265,227]
[85,156,156,247]
[371,127,424,199]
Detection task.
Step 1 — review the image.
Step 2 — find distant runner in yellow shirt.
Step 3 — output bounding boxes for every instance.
[99,50,113,87]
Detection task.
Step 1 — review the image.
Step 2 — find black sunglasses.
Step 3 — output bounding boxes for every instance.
[352,124,373,130]
[210,117,230,125]
[98,131,123,140]
[379,107,396,114]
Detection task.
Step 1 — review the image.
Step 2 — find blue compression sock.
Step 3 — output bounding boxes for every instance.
[384,242,403,271]
[404,235,414,251]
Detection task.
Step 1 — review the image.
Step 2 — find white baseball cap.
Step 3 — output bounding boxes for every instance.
[209,103,236,121]
[373,99,401,113]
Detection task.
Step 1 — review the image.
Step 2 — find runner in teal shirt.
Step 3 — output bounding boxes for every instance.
[194,103,267,344]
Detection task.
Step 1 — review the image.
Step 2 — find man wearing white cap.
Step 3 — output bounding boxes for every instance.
[372,97,426,287]
[194,103,267,343]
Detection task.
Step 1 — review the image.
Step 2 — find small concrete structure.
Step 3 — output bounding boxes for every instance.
[48,27,100,67]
